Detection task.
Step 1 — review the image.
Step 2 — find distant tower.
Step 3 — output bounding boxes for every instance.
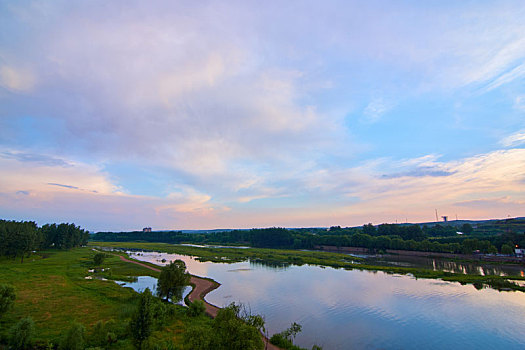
[441,216,448,222]
[435,209,439,222]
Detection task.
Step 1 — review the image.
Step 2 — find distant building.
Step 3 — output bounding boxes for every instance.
[143,227,152,232]
[442,216,448,222]
[515,248,525,257]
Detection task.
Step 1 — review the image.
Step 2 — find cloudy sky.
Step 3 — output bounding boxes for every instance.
[1,0,524,231]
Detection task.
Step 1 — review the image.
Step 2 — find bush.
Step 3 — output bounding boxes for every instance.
[89,319,118,347]
[0,284,16,316]
[187,300,206,317]
[93,252,106,266]
[9,317,34,349]
[60,322,85,350]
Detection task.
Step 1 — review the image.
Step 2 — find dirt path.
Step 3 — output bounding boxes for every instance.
[117,254,280,350]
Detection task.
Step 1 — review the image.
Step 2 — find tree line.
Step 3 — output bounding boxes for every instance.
[0,220,89,262]
[93,223,524,256]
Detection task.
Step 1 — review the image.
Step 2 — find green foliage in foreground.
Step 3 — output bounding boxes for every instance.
[59,322,85,350]
[8,317,34,350]
[187,300,206,317]
[270,322,323,350]
[183,302,264,350]
[0,284,16,316]
[130,289,154,349]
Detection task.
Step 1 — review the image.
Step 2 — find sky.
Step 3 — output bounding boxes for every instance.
[0,0,524,231]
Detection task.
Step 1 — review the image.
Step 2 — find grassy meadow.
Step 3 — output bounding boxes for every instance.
[0,247,194,348]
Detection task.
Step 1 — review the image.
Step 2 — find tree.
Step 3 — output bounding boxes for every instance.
[362,223,376,236]
[9,317,34,349]
[93,252,106,266]
[501,244,514,255]
[460,223,474,234]
[130,288,154,349]
[157,260,190,302]
[270,322,303,349]
[211,303,264,350]
[60,322,85,350]
[0,284,16,316]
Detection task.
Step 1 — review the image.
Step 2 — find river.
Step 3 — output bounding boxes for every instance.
[125,250,525,350]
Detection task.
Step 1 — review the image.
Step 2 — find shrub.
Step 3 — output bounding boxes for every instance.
[0,284,16,316]
[9,317,34,349]
[187,300,206,317]
[60,322,85,350]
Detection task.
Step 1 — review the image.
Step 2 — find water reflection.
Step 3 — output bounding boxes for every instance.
[126,250,525,350]
[361,254,525,277]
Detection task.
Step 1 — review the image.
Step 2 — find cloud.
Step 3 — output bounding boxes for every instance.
[454,197,525,209]
[480,62,525,92]
[0,65,36,92]
[47,183,79,190]
[362,98,394,123]
[0,1,524,229]
[1,151,71,167]
[500,130,525,147]
[0,149,226,230]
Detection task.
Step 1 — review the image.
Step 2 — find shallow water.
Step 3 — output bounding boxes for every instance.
[114,275,191,306]
[126,250,525,350]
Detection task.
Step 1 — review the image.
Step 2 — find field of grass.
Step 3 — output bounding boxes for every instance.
[90,241,525,293]
[0,248,193,348]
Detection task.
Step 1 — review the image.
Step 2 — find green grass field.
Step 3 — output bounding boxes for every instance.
[0,248,194,348]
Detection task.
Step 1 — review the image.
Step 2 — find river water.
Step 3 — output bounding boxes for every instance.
[125,250,525,350]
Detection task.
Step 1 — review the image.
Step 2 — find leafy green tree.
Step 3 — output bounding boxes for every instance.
[187,300,206,317]
[9,317,34,349]
[60,322,85,350]
[270,322,303,350]
[211,303,264,350]
[460,223,474,234]
[130,288,154,349]
[0,284,16,316]
[362,223,376,236]
[157,260,190,302]
[93,253,105,266]
[501,244,514,255]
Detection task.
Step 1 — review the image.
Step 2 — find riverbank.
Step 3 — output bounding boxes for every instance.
[315,245,525,264]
